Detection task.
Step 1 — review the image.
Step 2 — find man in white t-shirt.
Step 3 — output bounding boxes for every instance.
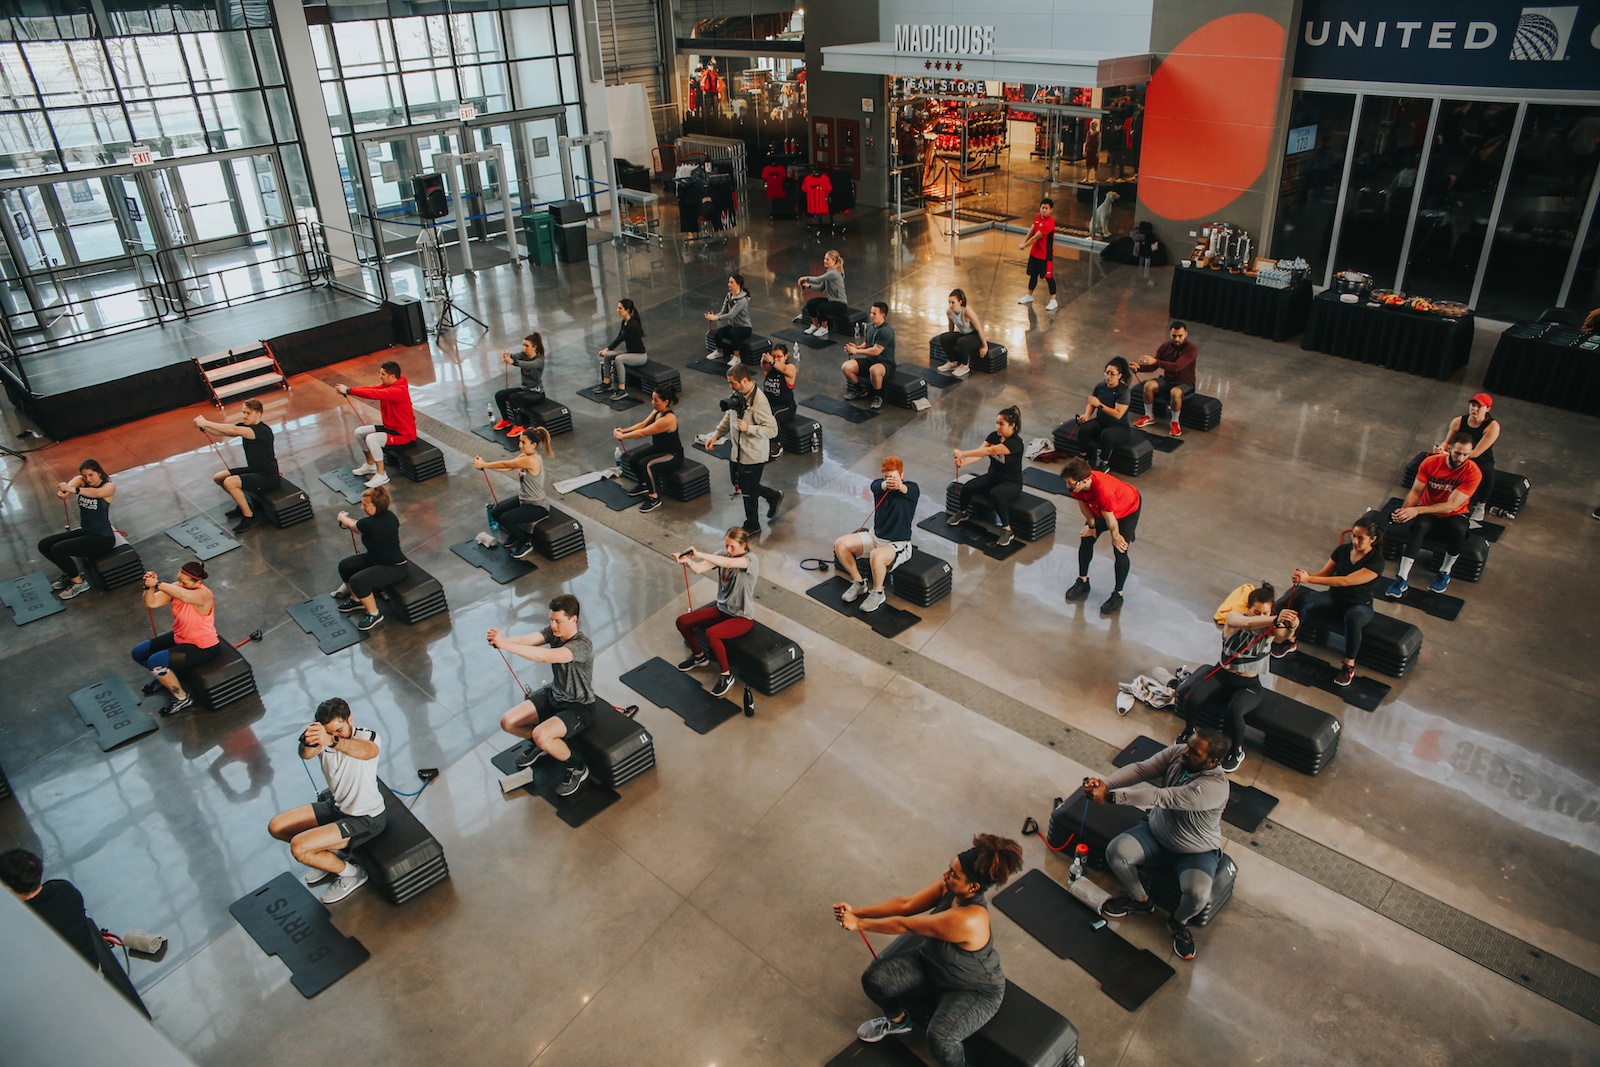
[268,697,387,904]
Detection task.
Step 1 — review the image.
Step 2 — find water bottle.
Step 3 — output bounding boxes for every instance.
[1068,842,1089,883]
[486,403,496,424]
[743,685,755,717]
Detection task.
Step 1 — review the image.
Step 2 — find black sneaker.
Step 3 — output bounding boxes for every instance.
[1100,592,1124,615]
[224,506,243,519]
[159,693,194,717]
[994,528,1015,547]
[356,612,384,631]
[515,744,544,769]
[640,496,663,513]
[230,514,260,534]
[1221,748,1245,773]
[627,483,652,497]
[1100,893,1155,918]
[945,509,968,527]
[741,521,762,536]
[511,542,539,560]
[767,489,784,520]
[1170,917,1196,960]
[609,389,628,401]
[338,598,365,614]
[870,395,883,410]
[556,762,590,797]
[1176,723,1195,745]
[1271,640,1297,659]
[677,652,709,672]
[1064,578,1091,602]
[711,672,735,697]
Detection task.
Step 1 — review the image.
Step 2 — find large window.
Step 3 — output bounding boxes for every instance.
[1270,91,1355,271]
[1330,95,1432,286]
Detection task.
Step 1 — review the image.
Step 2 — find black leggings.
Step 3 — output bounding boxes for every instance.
[1276,588,1373,660]
[132,631,222,674]
[338,553,409,599]
[1471,455,1494,510]
[933,331,981,366]
[38,530,115,581]
[957,473,1022,528]
[1184,669,1260,755]
[630,445,683,496]
[1077,421,1128,466]
[710,325,752,354]
[805,296,845,324]
[1079,507,1139,591]
[491,497,549,541]
[1399,513,1471,560]
[494,387,545,423]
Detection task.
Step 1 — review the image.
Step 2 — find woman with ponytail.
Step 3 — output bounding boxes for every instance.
[948,406,1025,546]
[474,426,554,559]
[133,560,220,716]
[834,833,1023,1065]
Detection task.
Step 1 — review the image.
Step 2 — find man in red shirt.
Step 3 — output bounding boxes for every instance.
[1388,432,1481,595]
[1062,456,1142,615]
[1133,321,1198,437]
[338,360,416,489]
[1018,197,1058,311]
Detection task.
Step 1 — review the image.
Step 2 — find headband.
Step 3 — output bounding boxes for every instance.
[957,848,986,890]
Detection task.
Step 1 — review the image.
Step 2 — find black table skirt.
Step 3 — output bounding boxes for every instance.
[1301,292,1474,381]
[1168,266,1312,342]
[1482,322,1600,415]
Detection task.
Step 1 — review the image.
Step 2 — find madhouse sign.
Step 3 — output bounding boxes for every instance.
[894,24,995,55]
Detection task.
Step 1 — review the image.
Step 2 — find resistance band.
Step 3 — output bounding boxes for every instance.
[62,492,71,530]
[858,928,879,961]
[198,426,229,470]
[681,561,693,613]
[853,489,892,534]
[494,644,533,701]
[481,467,498,504]
[343,392,363,421]
[1042,795,1090,853]
[1200,581,1297,682]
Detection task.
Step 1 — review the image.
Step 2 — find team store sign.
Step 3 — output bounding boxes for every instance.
[894,23,996,55]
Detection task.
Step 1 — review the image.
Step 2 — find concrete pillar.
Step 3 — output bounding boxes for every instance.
[271,0,359,266]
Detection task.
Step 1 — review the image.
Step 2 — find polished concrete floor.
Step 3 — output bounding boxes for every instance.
[2,205,1598,1066]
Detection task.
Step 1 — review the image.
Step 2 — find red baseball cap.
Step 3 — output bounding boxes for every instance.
[1470,392,1493,408]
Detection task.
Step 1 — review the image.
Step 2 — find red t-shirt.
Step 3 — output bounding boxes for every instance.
[801,173,832,215]
[1414,454,1481,515]
[1071,470,1140,518]
[762,164,787,199]
[1028,214,1055,261]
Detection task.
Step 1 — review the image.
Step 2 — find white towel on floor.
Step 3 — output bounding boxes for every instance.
[554,468,620,494]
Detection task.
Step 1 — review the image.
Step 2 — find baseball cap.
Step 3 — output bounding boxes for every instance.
[1470,392,1493,408]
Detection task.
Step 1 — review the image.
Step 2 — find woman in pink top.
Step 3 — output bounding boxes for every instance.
[132,561,220,716]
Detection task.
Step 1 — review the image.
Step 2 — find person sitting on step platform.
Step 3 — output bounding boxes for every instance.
[1272,517,1385,687]
[704,273,753,361]
[933,288,987,378]
[267,697,385,905]
[947,406,1024,547]
[1180,584,1296,774]
[842,301,896,410]
[1073,357,1132,471]
[333,485,408,633]
[38,458,116,602]
[1132,320,1197,438]
[339,360,415,490]
[194,397,280,533]
[474,426,553,557]
[762,344,798,458]
[674,527,758,698]
[132,560,220,716]
[836,833,1024,1065]
[834,456,920,614]
[593,298,647,402]
[704,364,780,534]
[1084,730,1230,961]
[1062,456,1142,616]
[797,249,847,337]
[492,333,547,438]
[614,384,683,515]
[490,593,595,798]
[1388,432,1481,597]
[1432,393,1499,526]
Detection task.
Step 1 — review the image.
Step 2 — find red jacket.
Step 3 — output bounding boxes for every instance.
[350,378,417,446]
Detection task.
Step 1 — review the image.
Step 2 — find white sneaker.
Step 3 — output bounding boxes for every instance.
[351,463,376,476]
[1046,298,1059,311]
[841,580,864,603]
[320,864,368,904]
[936,361,956,373]
[810,324,829,337]
[952,365,971,378]
[365,473,390,488]
[1017,295,1034,304]
[304,867,336,887]
[860,589,885,613]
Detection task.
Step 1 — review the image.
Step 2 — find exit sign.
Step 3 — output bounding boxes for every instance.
[129,144,154,166]
[459,105,478,122]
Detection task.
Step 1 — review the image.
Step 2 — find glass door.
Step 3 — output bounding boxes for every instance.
[357,133,422,256]
[518,114,567,209]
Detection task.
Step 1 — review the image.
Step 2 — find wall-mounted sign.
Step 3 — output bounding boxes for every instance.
[861,97,875,113]
[459,104,477,122]
[894,24,994,55]
[1286,123,1318,154]
[129,144,153,166]
[532,137,550,158]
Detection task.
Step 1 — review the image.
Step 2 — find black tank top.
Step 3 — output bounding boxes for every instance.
[763,366,796,416]
[916,891,1005,995]
[654,422,683,456]
[76,489,113,538]
[1459,411,1495,464]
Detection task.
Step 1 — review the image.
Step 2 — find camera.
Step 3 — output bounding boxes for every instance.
[719,392,746,416]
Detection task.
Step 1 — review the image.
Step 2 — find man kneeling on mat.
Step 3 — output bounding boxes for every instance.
[490,593,594,798]
[836,833,1023,1065]
[1083,729,1229,961]
[268,698,385,905]
[833,456,919,613]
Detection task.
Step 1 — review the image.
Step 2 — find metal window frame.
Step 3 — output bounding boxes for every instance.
[1392,98,1440,294]
[1319,92,1364,291]
[1468,101,1527,311]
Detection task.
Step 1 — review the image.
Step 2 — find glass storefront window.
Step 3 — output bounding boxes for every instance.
[1331,96,1432,286]
[1567,204,1600,318]
[1270,90,1354,276]
[1402,100,1516,302]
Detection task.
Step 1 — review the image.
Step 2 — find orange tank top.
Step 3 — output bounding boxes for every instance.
[172,590,219,649]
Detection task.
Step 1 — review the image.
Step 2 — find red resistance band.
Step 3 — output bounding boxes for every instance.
[1201,583,1297,681]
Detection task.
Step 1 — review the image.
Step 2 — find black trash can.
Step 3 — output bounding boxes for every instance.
[387,296,427,346]
[549,200,589,264]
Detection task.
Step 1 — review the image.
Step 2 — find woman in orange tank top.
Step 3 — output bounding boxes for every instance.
[132,560,220,716]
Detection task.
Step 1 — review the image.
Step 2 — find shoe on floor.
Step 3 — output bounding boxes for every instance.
[591,383,611,395]
[338,598,365,613]
[841,580,864,603]
[556,762,590,797]
[356,612,384,631]
[351,463,376,476]
[1017,294,1034,305]
[142,677,165,696]
[1334,663,1356,687]
[1100,893,1155,918]
[1064,578,1091,602]
[870,396,883,410]
[995,528,1015,547]
[609,389,628,401]
[767,489,784,520]
[741,521,762,536]
[1100,592,1124,615]
[511,542,539,560]
[857,1015,913,1043]
[1176,723,1195,745]
[936,361,956,373]
[1221,748,1246,773]
[1428,572,1452,593]
[860,589,885,613]
[677,653,709,672]
[808,324,828,336]
[1170,422,1183,437]
[320,864,368,904]
[230,514,260,534]
[946,509,968,527]
[1170,918,1196,960]
[640,496,663,513]
[627,483,653,497]
[1271,640,1297,659]
[1045,298,1059,311]
[224,506,243,519]
[505,425,525,438]
[1385,577,1409,599]
[59,581,91,601]
[1133,415,1154,428]
[304,867,336,887]
[50,575,69,591]
[711,672,736,697]
[515,744,544,769]
[159,693,194,717]
[491,418,511,430]
[952,364,970,377]
[364,473,390,488]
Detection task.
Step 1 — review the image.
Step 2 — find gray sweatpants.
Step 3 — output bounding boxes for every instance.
[862,954,1002,1067]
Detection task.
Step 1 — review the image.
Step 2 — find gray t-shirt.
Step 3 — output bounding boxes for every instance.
[541,626,594,706]
[1104,744,1228,854]
[862,322,895,364]
[717,552,759,619]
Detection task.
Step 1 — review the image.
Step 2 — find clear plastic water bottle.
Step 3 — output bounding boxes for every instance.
[1068,843,1089,883]
[486,403,496,423]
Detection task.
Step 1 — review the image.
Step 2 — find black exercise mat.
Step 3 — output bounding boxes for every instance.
[318,468,369,504]
[826,1039,926,1067]
[1270,650,1389,712]
[1225,781,1278,833]
[803,395,880,424]
[450,539,536,584]
[490,742,621,828]
[1023,466,1072,496]
[576,478,642,511]
[286,595,366,655]
[1134,429,1183,453]
[687,357,731,376]
[1392,583,1465,621]
[620,656,740,734]
[993,868,1174,1011]
[573,388,642,412]
[230,871,369,998]
[695,439,732,461]
[775,327,836,349]
[806,576,920,639]
[916,514,1026,561]
[1112,735,1169,768]
[2,572,65,625]
[470,423,519,452]
[1477,520,1504,543]
[922,366,962,389]
[164,515,240,561]
[69,677,158,751]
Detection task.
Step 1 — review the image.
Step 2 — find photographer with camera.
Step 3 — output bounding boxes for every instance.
[267,698,384,905]
[704,364,780,533]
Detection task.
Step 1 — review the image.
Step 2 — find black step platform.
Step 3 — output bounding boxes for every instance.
[570,699,657,788]
[658,459,710,501]
[182,640,258,710]
[737,334,772,366]
[1129,389,1223,431]
[727,621,805,695]
[1179,668,1341,775]
[1140,851,1238,927]
[1488,469,1530,517]
[945,479,1057,542]
[1378,497,1490,581]
[249,478,314,528]
[382,439,447,482]
[882,366,928,409]
[356,779,450,905]
[376,564,448,624]
[888,547,952,607]
[1052,420,1154,477]
[531,508,586,560]
[776,415,823,454]
[525,397,574,437]
[972,341,1008,374]
[1298,610,1422,678]
[625,359,682,397]
[827,305,871,335]
[965,980,1082,1067]
[83,540,143,591]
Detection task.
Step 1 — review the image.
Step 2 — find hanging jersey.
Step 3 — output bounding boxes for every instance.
[802,173,833,215]
[762,164,787,199]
